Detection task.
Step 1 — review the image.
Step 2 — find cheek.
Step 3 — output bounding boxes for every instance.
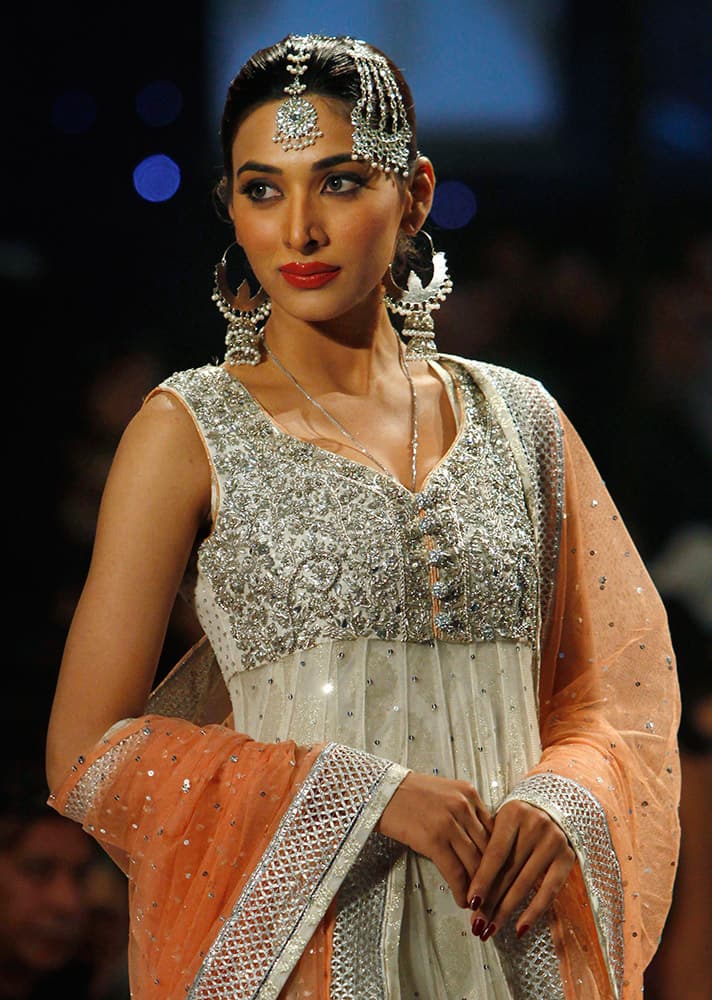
[341,212,400,266]
[230,213,280,277]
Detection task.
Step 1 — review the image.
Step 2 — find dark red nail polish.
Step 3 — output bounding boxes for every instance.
[517,923,530,939]
[469,894,482,911]
[472,917,485,937]
[481,922,496,941]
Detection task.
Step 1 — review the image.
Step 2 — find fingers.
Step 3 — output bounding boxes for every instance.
[510,847,574,935]
[376,772,493,908]
[467,814,517,920]
[457,787,492,856]
[433,797,489,907]
[431,840,474,909]
[468,801,576,940]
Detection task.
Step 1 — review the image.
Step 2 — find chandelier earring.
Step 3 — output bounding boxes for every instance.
[212,242,271,365]
[384,230,453,359]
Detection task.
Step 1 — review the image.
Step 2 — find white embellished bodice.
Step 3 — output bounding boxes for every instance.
[163,361,539,673]
[157,359,550,998]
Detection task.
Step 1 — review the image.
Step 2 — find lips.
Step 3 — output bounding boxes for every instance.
[279,261,341,289]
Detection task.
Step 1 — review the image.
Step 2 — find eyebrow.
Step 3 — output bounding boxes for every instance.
[236,153,359,176]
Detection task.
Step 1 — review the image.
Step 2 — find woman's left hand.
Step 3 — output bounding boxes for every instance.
[466,799,576,941]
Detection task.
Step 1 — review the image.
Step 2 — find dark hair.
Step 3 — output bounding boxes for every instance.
[213,35,419,217]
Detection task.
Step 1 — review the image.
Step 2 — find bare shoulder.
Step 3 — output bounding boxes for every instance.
[105,387,212,522]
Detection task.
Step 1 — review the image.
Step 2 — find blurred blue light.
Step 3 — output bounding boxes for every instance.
[136,80,184,127]
[430,180,478,230]
[647,97,712,159]
[52,89,97,134]
[133,154,181,202]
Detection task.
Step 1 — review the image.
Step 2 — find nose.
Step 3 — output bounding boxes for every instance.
[45,869,86,917]
[283,192,327,255]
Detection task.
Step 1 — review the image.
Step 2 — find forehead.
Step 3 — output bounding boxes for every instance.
[232,96,353,162]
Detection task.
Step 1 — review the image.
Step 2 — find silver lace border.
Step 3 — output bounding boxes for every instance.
[189,742,408,999]
[503,773,624,999]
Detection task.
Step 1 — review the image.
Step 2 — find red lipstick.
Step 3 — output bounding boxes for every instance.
[279,261,341,289]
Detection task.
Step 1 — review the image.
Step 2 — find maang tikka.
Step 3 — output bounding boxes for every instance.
[384,231,454,359]
[212,243,271,365]
[271,35,412,175]
[272,35,324,151]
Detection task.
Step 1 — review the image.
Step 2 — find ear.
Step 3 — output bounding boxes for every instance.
[400,156,436,235]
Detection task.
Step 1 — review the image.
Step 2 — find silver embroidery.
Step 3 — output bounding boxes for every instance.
[461,358,564,645]
[495,907,565,1000]
[189,743,407,1000]
[502,773,624,999]
[160,362,540,671]
[63,728,148,826]
[331,832,402,998]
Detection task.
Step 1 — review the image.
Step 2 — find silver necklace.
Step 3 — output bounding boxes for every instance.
[264,333,419,491]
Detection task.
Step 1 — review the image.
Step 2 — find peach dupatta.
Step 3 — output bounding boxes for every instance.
[497,407,681,999]
[48,711,407,999]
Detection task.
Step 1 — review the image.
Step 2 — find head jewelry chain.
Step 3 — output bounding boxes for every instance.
[271,34,412,175]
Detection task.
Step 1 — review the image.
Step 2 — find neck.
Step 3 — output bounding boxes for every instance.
[262,293,402,395]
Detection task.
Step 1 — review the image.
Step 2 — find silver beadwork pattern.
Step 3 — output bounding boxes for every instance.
[495,902,565,1000]
[446,357,565,656]
[62,728,148,826]
[331,833,402,998]
[188,742,407,999]
[502,773,625,999]
[159,360,540,672]
[272,35,324,151]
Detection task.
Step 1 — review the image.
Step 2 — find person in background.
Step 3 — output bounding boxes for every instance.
[0,772,95,999]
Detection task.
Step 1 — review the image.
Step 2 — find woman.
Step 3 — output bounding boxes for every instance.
[46,34,681,999]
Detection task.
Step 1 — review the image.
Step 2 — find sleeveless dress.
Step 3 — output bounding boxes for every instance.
[50,355,681,1000]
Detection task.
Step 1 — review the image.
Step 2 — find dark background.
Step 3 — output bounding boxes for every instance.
[4,0,710,790]
[3,3,710,992]
[5,0,710,765]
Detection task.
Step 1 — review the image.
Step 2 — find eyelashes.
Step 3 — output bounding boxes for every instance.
[238,172,367,202]
[238,180,280,202]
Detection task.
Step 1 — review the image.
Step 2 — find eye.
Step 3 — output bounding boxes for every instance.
[322,173,364,194]
[240,180,281,202]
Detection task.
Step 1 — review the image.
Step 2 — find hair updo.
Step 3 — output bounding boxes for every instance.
[213,35,419,217]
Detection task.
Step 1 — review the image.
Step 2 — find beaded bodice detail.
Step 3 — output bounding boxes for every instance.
[161,360,539,671]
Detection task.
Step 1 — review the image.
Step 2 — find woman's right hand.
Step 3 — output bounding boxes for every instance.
[375,772,493,908]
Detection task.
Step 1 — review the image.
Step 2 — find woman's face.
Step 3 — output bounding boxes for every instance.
[228,96,411,324]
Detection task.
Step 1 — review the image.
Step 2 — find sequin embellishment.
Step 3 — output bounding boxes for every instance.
[159,361,541,673]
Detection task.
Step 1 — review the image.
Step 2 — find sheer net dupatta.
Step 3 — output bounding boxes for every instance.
[509,409,681,999]
[47,638,408,999]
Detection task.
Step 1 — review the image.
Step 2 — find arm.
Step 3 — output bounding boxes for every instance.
[44,385,411,996]
[46,389,212,789]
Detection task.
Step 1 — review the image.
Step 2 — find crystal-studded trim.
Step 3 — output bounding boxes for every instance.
[62,727,149,825]
[502,773,624,999]
[443,356,565,690]
[188,742,408,1000]
[470,359,564,646]
[495,905,565,1000]
[331,832,403,998]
